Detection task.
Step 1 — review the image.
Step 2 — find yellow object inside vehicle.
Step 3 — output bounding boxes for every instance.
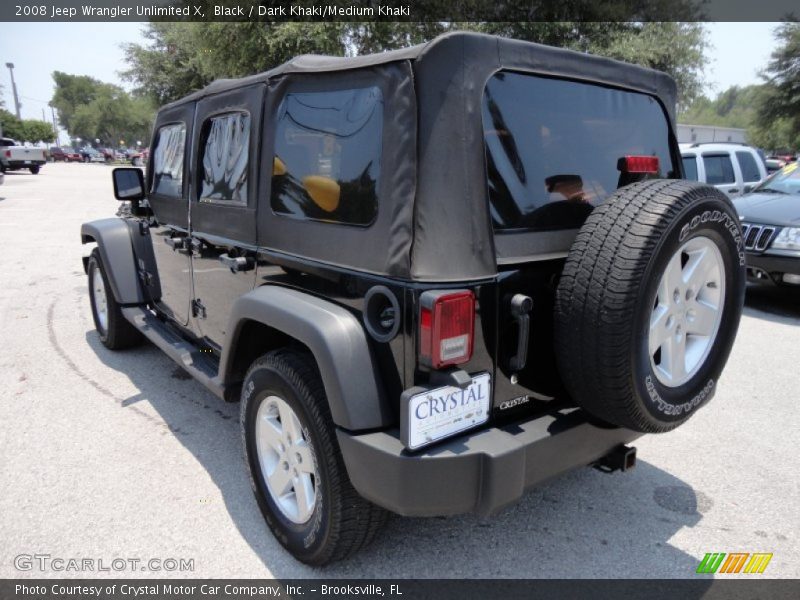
[302,175,341,212]
[273,156,288,176]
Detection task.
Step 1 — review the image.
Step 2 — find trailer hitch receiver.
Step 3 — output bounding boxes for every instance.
[594,444,637,473]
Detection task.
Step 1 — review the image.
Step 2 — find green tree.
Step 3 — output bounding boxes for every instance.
[0,109,23,139]
[0,110,55,142]
[757,22,800,145]
[472,22,707,106]
[51,72,155,145]
[20,119,55,143]
[50,72,104,136]
[680,84,799,152]
[123,22,348,105]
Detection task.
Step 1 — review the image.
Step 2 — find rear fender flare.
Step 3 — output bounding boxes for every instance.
[221,286,392,432]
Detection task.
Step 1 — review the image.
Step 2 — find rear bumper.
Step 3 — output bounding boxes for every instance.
[337,408,641,517]
[746,251,800,285]
[5,160,45,168]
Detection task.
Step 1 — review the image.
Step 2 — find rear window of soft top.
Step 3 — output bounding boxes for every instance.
[482,72,676,232]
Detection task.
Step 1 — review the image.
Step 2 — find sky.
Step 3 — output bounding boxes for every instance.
[0,22,783,124]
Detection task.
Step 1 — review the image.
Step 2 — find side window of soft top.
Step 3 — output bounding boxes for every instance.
[198,111,250,205]
[270,87,383,226]
[151,122,186,198]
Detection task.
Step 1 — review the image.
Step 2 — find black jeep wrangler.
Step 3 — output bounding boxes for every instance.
[82,32,745,565]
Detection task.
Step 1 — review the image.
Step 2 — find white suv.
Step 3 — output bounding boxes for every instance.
[680,143,767,197]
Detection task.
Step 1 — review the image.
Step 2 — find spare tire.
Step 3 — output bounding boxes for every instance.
[555,179,745,432]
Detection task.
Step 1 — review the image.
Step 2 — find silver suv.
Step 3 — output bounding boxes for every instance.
[681,142,767,197]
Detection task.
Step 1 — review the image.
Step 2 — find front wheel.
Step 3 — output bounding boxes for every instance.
[241,349,387,565]
[87,249,142,349]
[555,180,745,433]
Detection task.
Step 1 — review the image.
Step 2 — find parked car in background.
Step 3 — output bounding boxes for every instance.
[51,146,82,162]
[681,142,767,197]
[130,148,149,167]
[765,157,786,174]
[734,163,800,287]
[0,138,47,174]
[772,151,797,163]
[99,148,116,163]
[48,147,62,161]
[79,147,106,163]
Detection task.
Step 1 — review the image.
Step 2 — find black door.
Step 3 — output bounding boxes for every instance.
[146,104,195,326]
[189,85,264,348]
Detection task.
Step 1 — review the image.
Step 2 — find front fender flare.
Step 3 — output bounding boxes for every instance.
[221,286,392,432]
[81,218,146,305]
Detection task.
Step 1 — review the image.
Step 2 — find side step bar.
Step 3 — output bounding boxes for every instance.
[121,306,226,400]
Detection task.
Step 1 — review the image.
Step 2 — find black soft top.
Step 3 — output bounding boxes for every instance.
[163,32,678,281]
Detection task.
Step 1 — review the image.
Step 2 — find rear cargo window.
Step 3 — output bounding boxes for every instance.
[682,155,699,181]
[270,87,382,226]
[151,123,186,197]
[198,111,250,204]
[736,151,761,183]
[482,72,675,231]
[702,154,735,185]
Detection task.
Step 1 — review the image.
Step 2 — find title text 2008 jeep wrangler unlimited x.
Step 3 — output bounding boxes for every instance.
[82,33,745,565]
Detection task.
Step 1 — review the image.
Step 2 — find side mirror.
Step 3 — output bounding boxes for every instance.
[112,167,145,201]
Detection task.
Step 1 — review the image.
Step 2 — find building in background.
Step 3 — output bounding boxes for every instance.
[677,123,747,144]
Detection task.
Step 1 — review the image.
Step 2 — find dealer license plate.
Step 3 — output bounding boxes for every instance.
[402,373,491,450]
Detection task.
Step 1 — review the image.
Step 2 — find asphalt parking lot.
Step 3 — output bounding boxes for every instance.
[1,162,798,579]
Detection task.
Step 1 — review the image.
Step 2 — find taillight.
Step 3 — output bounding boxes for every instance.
[618,155,660,174]
[4,150,10,158]
[419,290,475,369]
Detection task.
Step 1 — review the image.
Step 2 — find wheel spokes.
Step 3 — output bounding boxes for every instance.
[293,473,315,522]
[648,236,726,388]
[687,300,718,337]
[254,396,318,524]
[267,461,294,496]
[278,401,303,444]
[293,441,315,475]
[649,305,672,356]
[257,412,284,453]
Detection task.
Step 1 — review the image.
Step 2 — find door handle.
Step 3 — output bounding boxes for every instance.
[219,253,255,273]
[164,236,186,250]
[509,294,533,372]
[728,188,739,194]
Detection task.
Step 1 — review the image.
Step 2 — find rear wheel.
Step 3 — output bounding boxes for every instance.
[241,349,387,565]
[29,165,40,174]
[555,180,745,432]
